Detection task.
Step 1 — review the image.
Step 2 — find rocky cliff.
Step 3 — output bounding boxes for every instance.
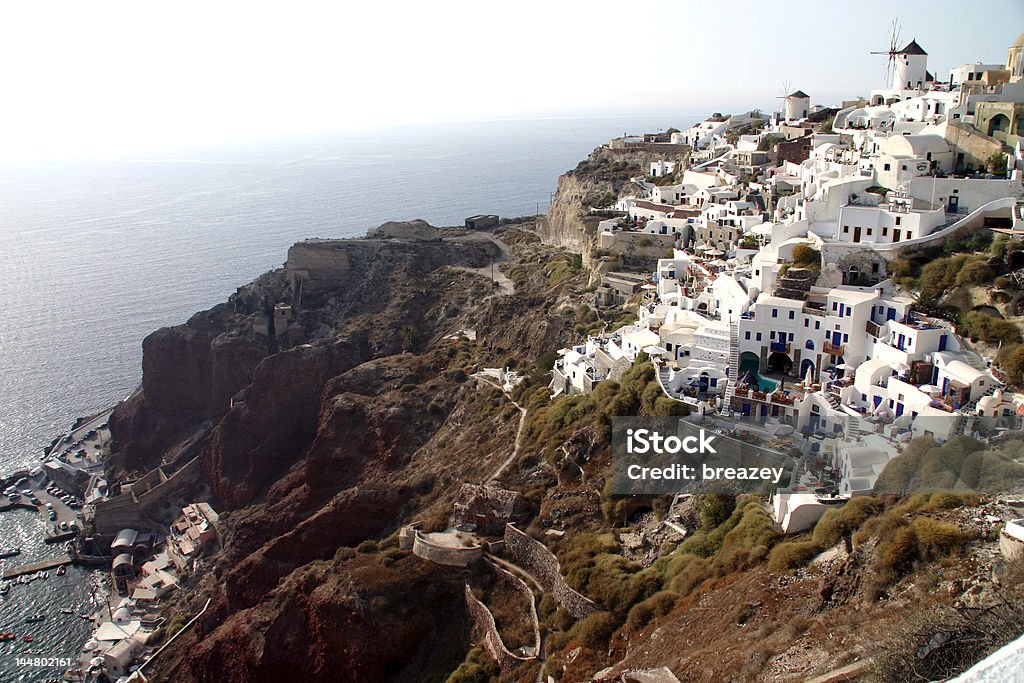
[113,222,588,682]
[537,145,687,259]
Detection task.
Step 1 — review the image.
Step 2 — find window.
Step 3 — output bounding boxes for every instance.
[804,319,809,328]
[883,163,891,171]
[772,308,778,318]
[895,216,901,226]
[788,333,794,341]
[756,332,762,341]
[770,331,776,339]
[843,225,850,233]
[745,331,751,340]
[832,302,838,311]
[866,228,873,236]
[789,310,795,320]
[815,321,820,330]
[843,334,849,343]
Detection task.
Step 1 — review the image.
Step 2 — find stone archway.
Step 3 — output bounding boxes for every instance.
[989,113,1011,137]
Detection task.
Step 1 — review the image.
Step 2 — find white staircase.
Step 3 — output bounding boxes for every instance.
[722,321,741,409]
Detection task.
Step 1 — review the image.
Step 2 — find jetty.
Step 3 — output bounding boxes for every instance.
[2,554,72,579]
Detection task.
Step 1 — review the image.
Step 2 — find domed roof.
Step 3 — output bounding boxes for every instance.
[1013,32,1024,49]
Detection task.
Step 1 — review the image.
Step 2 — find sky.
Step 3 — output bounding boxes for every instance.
[0,0,1022,160]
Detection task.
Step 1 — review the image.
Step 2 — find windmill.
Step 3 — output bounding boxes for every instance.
[870,19,902,85]
[776,79,793,112]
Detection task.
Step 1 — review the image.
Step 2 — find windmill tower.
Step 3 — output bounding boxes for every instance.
[871,20,928,91]
[776,80,809,121]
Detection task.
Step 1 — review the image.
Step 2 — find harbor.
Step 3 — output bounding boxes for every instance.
[2,554,72,580]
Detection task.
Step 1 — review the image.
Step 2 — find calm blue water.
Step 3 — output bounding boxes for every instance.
[0,115,699,676]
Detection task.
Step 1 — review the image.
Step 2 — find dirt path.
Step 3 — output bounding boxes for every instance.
[452,232,515,295]
[476,375,527,483]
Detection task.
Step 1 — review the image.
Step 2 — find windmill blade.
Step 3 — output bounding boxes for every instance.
[777,79,792,100]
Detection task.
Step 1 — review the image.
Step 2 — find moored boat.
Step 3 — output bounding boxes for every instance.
[0,548,21,559]
[24,614,44,623]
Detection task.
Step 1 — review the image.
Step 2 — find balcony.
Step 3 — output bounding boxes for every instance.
[770,341,791,354]
[803,303,827,317]
[823,342,845,356]
[865,320,882,338]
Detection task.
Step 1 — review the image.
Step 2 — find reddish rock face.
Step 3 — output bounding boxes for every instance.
[201,339,365,509]
[156,555,470,683]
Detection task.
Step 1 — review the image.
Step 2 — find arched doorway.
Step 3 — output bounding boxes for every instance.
[767,352,793,374]
[989,113,1011,137]
[800,358,815,381]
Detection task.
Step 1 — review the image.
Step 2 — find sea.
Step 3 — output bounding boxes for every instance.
[0,114,699,680]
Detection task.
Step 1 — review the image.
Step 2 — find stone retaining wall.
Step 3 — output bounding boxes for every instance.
[463,584,536,672]
[411,530,483,567]
[503,524,597,619]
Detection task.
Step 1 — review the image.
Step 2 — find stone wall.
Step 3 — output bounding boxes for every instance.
[463,585,536,672]
[411,531,483,567]
[503,524,597,619]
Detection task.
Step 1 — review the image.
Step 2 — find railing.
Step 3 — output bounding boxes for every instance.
[823,342,845,356]
[803,304,826,317]
[865,320,882,338]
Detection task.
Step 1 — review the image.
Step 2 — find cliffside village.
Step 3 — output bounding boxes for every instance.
[550,34,1024,537]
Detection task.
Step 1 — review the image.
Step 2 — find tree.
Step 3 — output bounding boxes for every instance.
[987,152,1008,176]
[791,244,820,268]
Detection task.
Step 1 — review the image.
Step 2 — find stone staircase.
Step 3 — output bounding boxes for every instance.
[721,321,741,409]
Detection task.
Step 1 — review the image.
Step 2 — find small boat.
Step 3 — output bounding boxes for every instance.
[40,571,47,580]
[59,608,73,615]
[77,612,91,620]
[24,614,45,623]
[0,548,20,559]
[56,565,66,576]
[22,635,32,642]
[0,632,15,641]
[0,584,8,594]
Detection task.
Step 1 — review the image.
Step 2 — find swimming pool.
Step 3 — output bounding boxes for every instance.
[739,356,780,392]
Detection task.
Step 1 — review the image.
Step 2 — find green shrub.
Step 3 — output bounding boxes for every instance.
[570,611,618,649]
[767,540,821,573]
[665,555,710,596]
[625,590,678,631]
[445,647,500,683]
[877,525,919,573]
[913,518,965,560]
[811,496,882,548]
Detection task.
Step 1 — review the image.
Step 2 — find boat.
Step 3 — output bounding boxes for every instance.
[40,571,47,580]
[59,608,73,615]
[56,565,66,576]
[0,632,15,641]
[24,614,44,623]
[0,548,20,559]
[22,635,32,642]
[77,612,91,620]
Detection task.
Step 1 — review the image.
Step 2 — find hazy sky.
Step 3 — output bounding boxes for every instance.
[1,1,1022,159]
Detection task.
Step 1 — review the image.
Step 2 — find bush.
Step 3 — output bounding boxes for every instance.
[665,555,710,596]
[811,496,882,548]
[445,648,500,683]
[356,540,378,554]
[570,611,618,649]
[767,540,821,573]
[913,518,965,560]
[877,525,919,573]
[625,591,678,631]
[791,244,820,268]
[956,259,994,286]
